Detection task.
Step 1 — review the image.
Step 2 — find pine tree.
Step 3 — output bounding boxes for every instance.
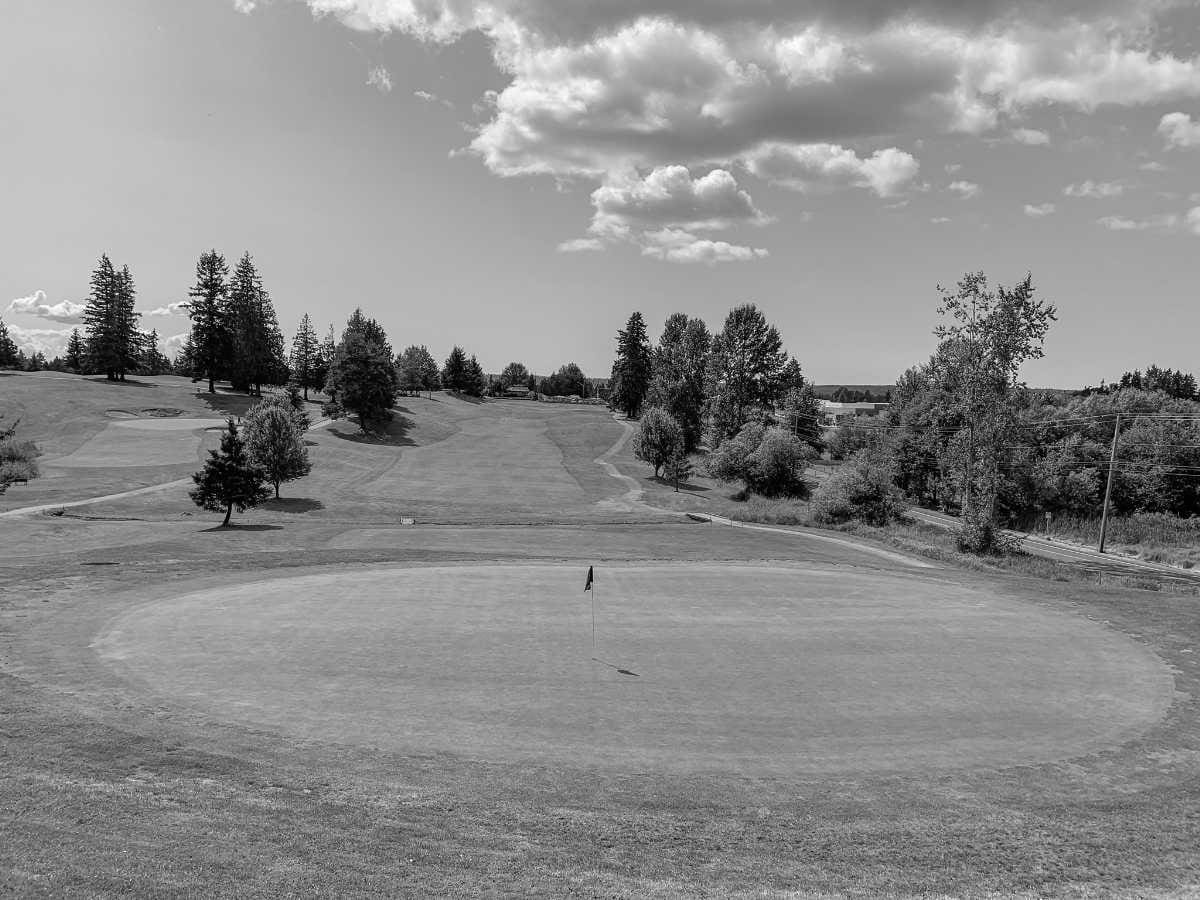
[465,355,487,397]
[290,313,320,400]
[0,319,21,368]
[311,324,336,393]
[83,254,142,380]
[442,346,469,392]
[64,328,85,372]
[227,253,286,395]
[188,418,271,526]
[243,397,312,499]
[141,328,168,375]
[176,333,197,378]
[323,312,399,433]
[397,345,439,396]
[188,249,230,393]
[610,311,653,418]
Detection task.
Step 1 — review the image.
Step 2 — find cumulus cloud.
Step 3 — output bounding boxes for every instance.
[163,332,190,357]
[1139,160,1168,172]
[1024,202,1056,217]
[245,0,1200,253]
[573,166,771,262]
[1064,179,1125,198]
[1011,127,1050,145]
[7,324,72,357]
[947,180,980,198]
[367,65,393,93]
[640,228,768,264]
[930,216,952,223]
[5,290,87,323]
[744,144,919,197]
[141,300,190,318]
[1158,111,1200,149]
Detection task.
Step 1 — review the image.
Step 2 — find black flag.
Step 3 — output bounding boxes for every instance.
[584,565,593,592]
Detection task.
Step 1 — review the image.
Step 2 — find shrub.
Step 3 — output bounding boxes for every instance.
[707,423,810,498]
[812,454,906,526]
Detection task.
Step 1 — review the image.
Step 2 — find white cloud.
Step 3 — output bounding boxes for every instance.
[640,228,767,264]
[1187,207,1200,236]
[256,0,1200,247]
[141,300,190,318]
[1024,202,1056,217]
[7,324,72,358]
[367,65,393,93]
[1096,213,1180,231]
[930,216,952,224]
[415,89,454,108]
[947,180,980,198]
[576,166,772,262]
[163,332,190,357]
[1011,127,1050,145]
[5,290,87,323]
[1139,160,1167,172]
[1158,111,1200,149]
[944,163,962,173]
[1064,179,1125,198]
[557,237,605,253]
[232,0,257,11]
[744,144,919,197]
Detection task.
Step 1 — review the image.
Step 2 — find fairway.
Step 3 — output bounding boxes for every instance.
[94,563,1173,776]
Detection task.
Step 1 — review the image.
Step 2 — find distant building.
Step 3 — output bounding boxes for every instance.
[819,400,890,426]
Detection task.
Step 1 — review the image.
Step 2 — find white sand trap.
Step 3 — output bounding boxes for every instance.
[48,418,225,468]
[95,564,1175,776]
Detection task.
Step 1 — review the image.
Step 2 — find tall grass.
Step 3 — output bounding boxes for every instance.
[1034,513,1200,569]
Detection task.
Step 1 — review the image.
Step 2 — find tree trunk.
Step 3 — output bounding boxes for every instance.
[303,386,308,401]
[208,371,215,394]
[274,481,280,499]
[222,503,232,527]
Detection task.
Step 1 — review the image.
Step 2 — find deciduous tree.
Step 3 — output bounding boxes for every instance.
[633,407,684,478]
[706,303,787,441]
[243,397,312,498]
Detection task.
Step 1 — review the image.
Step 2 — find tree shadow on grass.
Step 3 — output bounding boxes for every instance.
[327,413,415,446]
[196,392,260,418]
[199,522,285,532]
[260,497,324,514]
[650,475,710,493]
[84,376,157,388]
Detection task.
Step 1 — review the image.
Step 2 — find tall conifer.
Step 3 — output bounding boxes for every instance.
[188,250,230,393]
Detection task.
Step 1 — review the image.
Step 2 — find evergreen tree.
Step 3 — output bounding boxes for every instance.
[187,249,230,393]
[0,318,21,368]
[442,345,469,392]
[227,253,287,395]
[64,328,85,372]
[141,328,169,375]
[189,418,271,526]
[243,396,312,498]
[397,344,434,396]
[706,303,788,441]
[323,312,399,433]
[610,311,653,418]
[290,313,320,400]
[311,324,336,394]
[464,355,487,397]
[176,333,197,378]
[83,254,142,380]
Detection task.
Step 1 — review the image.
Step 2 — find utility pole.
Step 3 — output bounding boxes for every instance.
[1099,412,1121,554]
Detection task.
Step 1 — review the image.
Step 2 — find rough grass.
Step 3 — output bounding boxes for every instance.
[1035,513,1200,570]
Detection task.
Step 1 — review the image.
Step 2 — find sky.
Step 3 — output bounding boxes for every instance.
[2,0,1198,387]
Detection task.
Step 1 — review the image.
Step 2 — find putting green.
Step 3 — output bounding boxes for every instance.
[47,418,224,468]
[94,564,1174,775]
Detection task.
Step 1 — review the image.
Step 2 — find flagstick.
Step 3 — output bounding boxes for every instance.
[591,580,596,650]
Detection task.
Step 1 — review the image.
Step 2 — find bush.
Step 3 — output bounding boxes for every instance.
[707,423,810,498]
[633,407,684,477]
[811,454,906,526]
